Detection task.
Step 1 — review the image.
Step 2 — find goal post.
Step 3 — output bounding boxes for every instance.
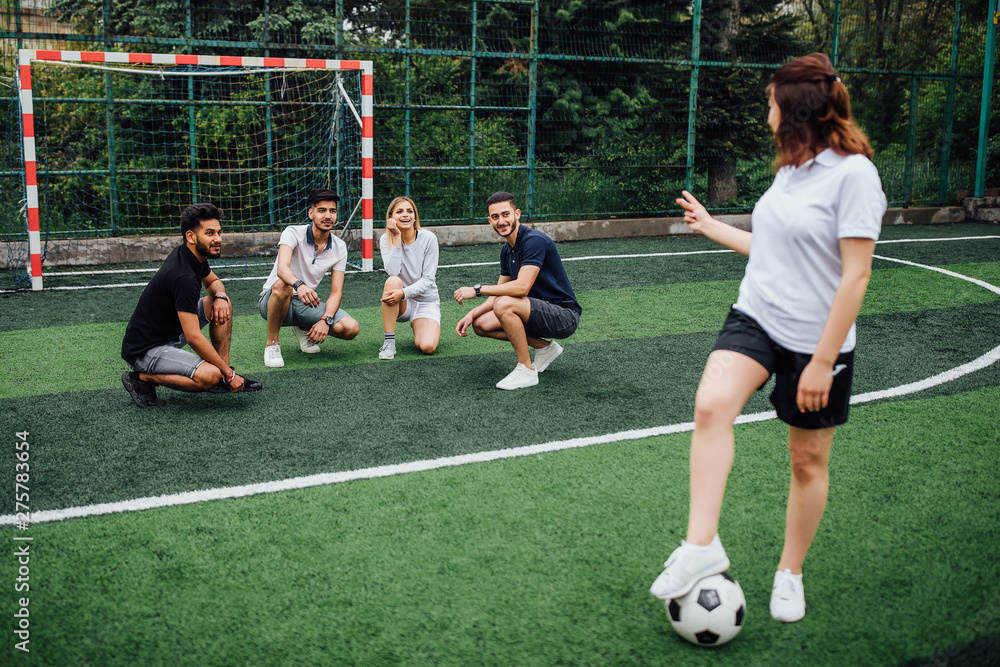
[14,48,374,291]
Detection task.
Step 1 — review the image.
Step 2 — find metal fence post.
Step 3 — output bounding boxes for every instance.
[469,1,477,220]
[105,0,120,234]
[975,0,998,197]
[405,0,412,198]
[527,0,538,221]
[939,0,962,205]
[903,76,919,206]
[685,0,702,194]
[264,0,276,227]
[831,0,841,66]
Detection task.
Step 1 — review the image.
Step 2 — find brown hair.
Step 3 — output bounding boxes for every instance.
[385,196,421,230]
[768,53,873,169]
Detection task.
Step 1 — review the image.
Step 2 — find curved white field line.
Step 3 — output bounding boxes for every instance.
[2,248,1000,525]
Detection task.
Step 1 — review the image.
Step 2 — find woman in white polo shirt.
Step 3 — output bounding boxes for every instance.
[650,53,887,622]
[378,196,441,360]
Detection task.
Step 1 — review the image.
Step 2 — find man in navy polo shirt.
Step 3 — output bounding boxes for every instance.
[455,191,582,390]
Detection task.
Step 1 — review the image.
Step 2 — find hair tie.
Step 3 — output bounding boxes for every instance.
[825,74,841,83]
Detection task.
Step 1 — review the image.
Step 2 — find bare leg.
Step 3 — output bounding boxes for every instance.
[330,316,360,340]
[777,425,834,574]
[204,295,232,368]
[266,281,293,345]
[492,296,534,368]
[686,350,770,545]
[140,362,221,393]
[411,317,440,355]
[381,276,404,334]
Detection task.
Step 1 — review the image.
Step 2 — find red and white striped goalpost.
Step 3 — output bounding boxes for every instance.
[16,49,375,291]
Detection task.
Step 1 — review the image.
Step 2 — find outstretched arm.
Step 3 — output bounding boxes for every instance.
[676,190,752,257]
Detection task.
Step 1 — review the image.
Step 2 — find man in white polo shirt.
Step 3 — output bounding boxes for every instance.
[258,188,360,368]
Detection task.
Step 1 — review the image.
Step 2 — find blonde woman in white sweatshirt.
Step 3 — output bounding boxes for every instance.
[378,196,440,360]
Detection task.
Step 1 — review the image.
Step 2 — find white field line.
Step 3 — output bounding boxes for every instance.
[10,233,999,290]
[2,250,999,525]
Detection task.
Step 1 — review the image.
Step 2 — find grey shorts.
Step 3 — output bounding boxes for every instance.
[130,299,209,379]
[525,298,580,340]
[258,288,350,328]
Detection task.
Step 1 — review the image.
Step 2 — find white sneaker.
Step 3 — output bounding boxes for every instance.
[649,534,730,600]
[293,327,321,353]
[770,569,806,622]
[264,343,285,368]
[533,341,563,372]
[496,363,539,390]
[378,340,396,360]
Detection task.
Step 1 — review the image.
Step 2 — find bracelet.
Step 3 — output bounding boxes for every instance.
[292,279,305,291]
[223,367,236,384]
[212,294,229,302]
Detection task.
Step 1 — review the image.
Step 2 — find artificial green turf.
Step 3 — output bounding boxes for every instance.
[1,227,999,665]
[2,262,998,399]
[3,387,997,666]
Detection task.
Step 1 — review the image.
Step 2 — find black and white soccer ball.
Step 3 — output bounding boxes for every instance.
[666,572,746,646]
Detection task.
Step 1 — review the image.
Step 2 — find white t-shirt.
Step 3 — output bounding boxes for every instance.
[379,229,440,304]
[734,148,887,354]
[262,224,348,292]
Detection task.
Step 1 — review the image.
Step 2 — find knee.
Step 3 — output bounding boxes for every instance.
[789,447,827,482]
[195,364,223,391]
[493,295,516,316]
[271,281,292,300]
[338,319,360,340]
[383,276,403,292]
[417,340,438,355]
[693,391,738,427]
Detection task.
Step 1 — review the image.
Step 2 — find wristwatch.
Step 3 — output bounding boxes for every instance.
[474,284,482,298]
[292,279,305,291]
[324,315,336,326]
[212,294,229,302]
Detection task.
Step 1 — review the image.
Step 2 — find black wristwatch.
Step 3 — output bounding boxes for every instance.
[324,315,336,326]
[292,279,305,291]
[474,284,482,298]
[212,294,229,302]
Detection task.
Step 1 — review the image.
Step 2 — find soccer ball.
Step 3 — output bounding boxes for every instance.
[666,572,746,646]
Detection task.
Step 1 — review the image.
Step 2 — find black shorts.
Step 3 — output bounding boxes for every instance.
[525,298,580,340]
[713,308,855,430]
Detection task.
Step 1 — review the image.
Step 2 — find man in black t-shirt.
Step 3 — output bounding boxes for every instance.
[454,192,581,390]
[120,203,261,407]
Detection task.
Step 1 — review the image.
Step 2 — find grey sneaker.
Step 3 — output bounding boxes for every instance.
[533,341,563,372]
[649,534,730,600]
[496,363,539,390]
[379,340,396,360]
[770,569,806,622]
[293,326,321,353]
[264,343,285,368]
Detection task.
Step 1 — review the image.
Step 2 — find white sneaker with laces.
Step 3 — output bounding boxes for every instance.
[293,326,321,353]
[770,569,806,622]
[533,341,563,372]
[649,534,730,600]
[496,363,539,390]
[264,343,285,368]
[378,340,396,360]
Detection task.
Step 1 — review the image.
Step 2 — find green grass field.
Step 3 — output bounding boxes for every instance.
[1,223,999,665]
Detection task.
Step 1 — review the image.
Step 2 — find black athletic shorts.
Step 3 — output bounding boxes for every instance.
[712,308,855,430]
[525,298,580,340]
